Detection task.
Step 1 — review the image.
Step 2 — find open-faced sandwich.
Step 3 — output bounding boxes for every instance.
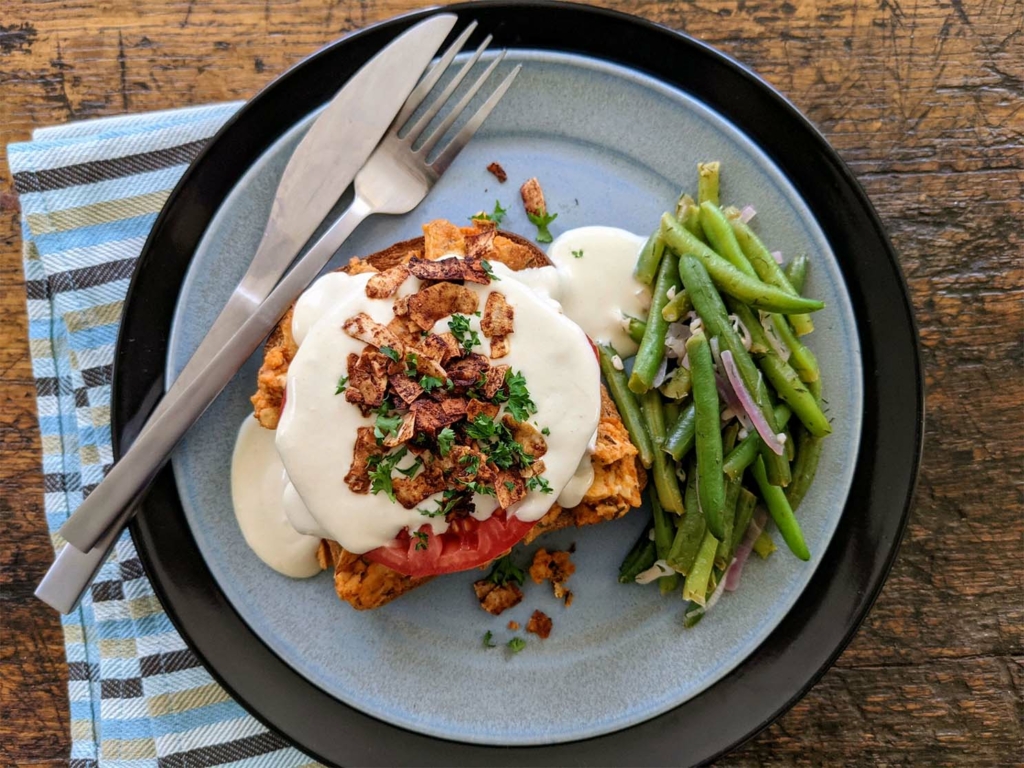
[233,219,646,610]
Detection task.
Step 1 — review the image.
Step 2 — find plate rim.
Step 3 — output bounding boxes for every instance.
[114,2,924,765]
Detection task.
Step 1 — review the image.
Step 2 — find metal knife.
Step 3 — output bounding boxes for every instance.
[37,13,458,612]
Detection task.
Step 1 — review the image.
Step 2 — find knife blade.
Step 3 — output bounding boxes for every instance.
[41,13,459,606]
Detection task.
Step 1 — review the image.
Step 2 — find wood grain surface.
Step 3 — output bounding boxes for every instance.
[1,0,1021,765]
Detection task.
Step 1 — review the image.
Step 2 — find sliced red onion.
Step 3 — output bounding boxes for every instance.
[729,313,753,351]
[725,507,769,591]
[720,350,785,455]
[705,571,729,610]
[635,559,675,584]
[770,249,783,264]
[710,339,751,428]
[759,311,790,362]
[664,321,690,359]
[739,205,757,224]
[652,356,669,388]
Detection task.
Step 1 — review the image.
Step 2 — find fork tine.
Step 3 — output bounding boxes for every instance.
[394,21,478,129]
[429,64,522,177]
[403,34,493,145]
[417,51,506,158]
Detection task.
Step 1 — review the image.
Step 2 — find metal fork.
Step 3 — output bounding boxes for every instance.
[44,35,521,611]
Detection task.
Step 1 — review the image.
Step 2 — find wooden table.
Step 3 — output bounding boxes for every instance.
[2,1,1020,764]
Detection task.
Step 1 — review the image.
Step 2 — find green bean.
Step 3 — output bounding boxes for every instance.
[697,161,721,207]
[661,214,825,315]
[730,217,815,335]
[784,252,809,295]
[619,538,657,584]
[685,330,726,538]
[787,430,825,510]
[682,529,720,605]
[699,201,757,278]
[784,427,796,462]
[752,456,810,561]
[619,522,652,578]
[650,494,681,593]
[640,391,685,514]
[624,315,647,345]
[598,343,655,468]
[771,314,820,385]
[715,479,741,568]
[659,366,691,400]
[663,400,696,460]
[728,299,832,438]
[722,422,740,455]
[729,487,758,558]
[661,289,692,322]
[664,399,682,430]
[676,254,790,483]
[630,251,681,393]
[752,530,777,558]
[722,404,791,479]
[674,193,707,241]
[633,231,665,286]
[667,464,705,574]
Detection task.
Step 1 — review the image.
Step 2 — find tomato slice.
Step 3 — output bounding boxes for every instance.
[363,510,536,577]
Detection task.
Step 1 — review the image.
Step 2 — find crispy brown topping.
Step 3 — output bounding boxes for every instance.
[422,219,466,261]
[466,398,500,423]
[520,459,546,479]
[407,256,467,282]
[464,226,496,263]
[410,399,463,435]
[473,579,523,616]
[480,364,509,399]
[526,609,552,639]
[507,620,519,631]
[440,397,469,421]
[383,412,416,448]
[345,258,380,275]
[529,549,576,600]
[389,373,424,405]
[345,349,390,410]
[520,177,547,218]
[505,417,547,459]
[393,462,446,509]
[418,332,461,365]
[365,264,410,299]
[487,162,507,182]
[495,470,527,508]
[481,291,514,339]
[344,427,384,493]
[447,353,490,388]
[393,295,410,317]
[447,445,487,484]
[407,282,479,330]
[492,236,539,271]
[489,335,510,360]
[342,313,404,353]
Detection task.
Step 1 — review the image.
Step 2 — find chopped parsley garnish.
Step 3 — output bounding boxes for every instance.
[404,352,419,377]
[471,199,507,226]
[501,370,537,422]
[436,427,456,457]
[481,259,500,281]
[465,415,533,470]
[507,637,527,654]
[526,475,553,494]
[380,345,401,362]
[527,211,558,243]
[483,630,496,648]
[458,453,481,474]
[572,249,584,259]
[374,410,403,441]
[413,531,429,551]
[395,457,422,478]
[419,375,444,392]
[418,488,462,518]
[541,427,550,436]
[448,314,481,353]
[486,554,526,587]
[366,447,408,502]
[334,375,349,395]
[461,481,495,496]
[504,481,516,491]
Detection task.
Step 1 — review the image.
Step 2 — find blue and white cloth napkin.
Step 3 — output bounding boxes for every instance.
[10,104,323,768]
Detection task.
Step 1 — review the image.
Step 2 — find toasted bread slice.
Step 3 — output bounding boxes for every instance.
[251,219,645,609]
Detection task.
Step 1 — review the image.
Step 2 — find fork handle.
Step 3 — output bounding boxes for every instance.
[56,196,372,560]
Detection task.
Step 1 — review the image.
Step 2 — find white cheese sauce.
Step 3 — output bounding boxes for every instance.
[543,226,649,356]
[230,417,322,577]
[229,225,645,570]
[275,262,601,555]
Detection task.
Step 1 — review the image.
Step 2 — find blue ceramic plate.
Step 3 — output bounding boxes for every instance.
[166,49,861,746]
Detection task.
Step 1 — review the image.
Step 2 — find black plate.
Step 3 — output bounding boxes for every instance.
[115,3,923,765]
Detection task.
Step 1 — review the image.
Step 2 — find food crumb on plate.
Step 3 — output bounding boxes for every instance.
[526,609,552,639]
[487,162,507,182]
[508,620,520,631]
[474,579,524,616]
[530,548,576,601]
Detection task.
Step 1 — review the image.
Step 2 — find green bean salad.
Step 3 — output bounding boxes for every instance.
[606,162,829,627]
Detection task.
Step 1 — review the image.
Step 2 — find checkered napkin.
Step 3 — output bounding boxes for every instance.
[9,105,323,768]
